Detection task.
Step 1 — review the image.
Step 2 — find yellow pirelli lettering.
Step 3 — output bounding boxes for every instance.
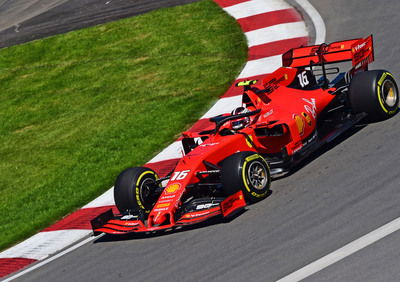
[245,154,260,162]
[135,170,155,210]
[242,159,252,193]
[377,72,393,113]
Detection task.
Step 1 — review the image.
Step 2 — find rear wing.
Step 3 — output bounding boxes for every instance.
[282,35,374,68]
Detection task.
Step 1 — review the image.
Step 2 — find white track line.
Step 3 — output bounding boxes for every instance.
[277,216,400,282]
[2,235,100,282]
[0,230,90,261]
[295,0,326,44]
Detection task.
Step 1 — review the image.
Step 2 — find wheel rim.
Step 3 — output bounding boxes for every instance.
[139,178,154,207]
[381,79,398,107]
[247,160,268,190]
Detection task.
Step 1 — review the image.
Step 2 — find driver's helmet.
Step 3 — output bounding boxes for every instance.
[231,106,250,130]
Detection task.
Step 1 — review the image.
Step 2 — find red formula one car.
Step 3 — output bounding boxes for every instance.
[91,35,398,235]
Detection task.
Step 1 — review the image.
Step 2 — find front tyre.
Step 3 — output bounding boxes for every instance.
[221,152,271,203]
[349,70,399,122]
[114,167,159,214]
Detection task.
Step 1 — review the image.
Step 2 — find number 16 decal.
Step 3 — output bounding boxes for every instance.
[170,170,191,181]
[298,71,309,88]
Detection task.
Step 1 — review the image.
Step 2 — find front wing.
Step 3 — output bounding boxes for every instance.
[91,191,246,235]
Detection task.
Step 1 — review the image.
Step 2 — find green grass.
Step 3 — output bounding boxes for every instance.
[0,0,247,250]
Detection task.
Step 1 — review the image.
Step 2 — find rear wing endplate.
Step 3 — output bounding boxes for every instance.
[282,35,374,68]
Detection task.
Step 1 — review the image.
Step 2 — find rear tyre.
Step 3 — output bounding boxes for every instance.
[349,70,399,122]
[221,151,271,203]
[114,167,159,214]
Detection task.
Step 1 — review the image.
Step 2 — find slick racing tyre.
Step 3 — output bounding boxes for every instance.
[221,151,271,203]
[349,70,399,122]
[114,167,160,214]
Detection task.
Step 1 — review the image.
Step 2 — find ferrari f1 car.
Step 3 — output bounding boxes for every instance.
[91,35,398,235]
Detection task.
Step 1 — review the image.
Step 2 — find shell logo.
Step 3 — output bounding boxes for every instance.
[294,114,305,136]
[301,112,312,126]
[165,183,180,193]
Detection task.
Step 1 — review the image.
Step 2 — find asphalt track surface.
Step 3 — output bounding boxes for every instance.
[0,0,199,48]
[7,0,400,281]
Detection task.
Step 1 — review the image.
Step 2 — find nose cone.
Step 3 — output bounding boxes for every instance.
[152,212,167,225]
